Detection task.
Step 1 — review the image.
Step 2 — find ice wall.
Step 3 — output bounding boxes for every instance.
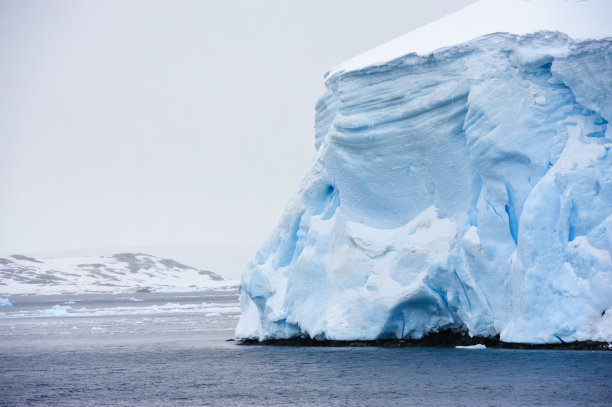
[237,32,612,344]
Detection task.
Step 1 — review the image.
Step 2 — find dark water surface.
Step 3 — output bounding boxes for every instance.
[1,292,611,406]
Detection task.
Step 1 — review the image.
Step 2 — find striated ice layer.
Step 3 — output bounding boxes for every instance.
[237,32,612,344]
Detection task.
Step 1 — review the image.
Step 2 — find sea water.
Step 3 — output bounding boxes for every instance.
[1,291,611,406]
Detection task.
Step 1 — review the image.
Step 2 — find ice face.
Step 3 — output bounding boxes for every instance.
[236,32,612,344]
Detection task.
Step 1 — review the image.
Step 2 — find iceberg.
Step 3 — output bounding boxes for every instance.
[237,0,612,344]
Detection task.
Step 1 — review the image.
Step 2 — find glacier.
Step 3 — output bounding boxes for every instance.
[237,28,612,343]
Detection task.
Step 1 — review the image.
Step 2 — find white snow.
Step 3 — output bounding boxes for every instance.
[237,0,612,344]
[328,0,612,79]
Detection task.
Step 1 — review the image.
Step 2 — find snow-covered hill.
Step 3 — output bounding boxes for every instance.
[0,253,237,295]
[236,0,612,344]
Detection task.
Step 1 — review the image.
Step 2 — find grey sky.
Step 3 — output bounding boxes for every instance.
[0,0,475,255]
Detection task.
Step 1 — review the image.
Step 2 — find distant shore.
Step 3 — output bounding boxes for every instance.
[237,329,612,351]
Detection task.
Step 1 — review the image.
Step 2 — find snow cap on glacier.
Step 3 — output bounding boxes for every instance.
[328,0,612,79]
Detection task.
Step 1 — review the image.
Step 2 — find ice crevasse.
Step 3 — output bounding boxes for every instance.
[237,7,612,344]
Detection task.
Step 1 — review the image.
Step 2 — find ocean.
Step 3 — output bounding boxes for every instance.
[1,291,611,406]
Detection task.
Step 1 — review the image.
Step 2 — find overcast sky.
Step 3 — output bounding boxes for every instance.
[0,0,475,256]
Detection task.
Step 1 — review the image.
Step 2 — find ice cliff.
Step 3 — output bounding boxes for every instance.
[237,4,612,344]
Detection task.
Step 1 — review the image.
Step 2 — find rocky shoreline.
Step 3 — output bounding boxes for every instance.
[237,329,612,351]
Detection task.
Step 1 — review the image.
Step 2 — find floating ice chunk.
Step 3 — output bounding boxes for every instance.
[39,304,72,316]
[0,298,12,307]
[456,344,486,350]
